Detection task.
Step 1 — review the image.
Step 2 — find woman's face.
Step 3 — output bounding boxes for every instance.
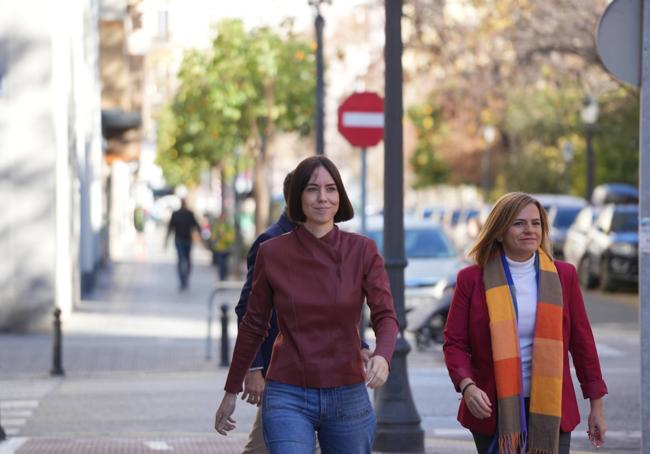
[501,203,543,261]
[301,166,339,228]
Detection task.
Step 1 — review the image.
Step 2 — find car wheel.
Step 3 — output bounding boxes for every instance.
[429,312,447,344]
[578,256,597,289]
[415,328,432,351]
[599,259,617,292]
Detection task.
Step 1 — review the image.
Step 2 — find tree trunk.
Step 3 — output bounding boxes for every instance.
[254,135,270,236]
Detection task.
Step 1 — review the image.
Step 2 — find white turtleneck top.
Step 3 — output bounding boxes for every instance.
[505,254,537,397]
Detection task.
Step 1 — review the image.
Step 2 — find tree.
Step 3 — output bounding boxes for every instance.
[400,0,638,195]
[157,19,315,233]
[407,102,449,187]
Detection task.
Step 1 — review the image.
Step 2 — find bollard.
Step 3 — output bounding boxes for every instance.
[50,308,65,376]
[220,304,230,367]
[0,408,5,441]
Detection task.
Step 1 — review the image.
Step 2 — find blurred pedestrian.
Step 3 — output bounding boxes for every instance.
[443,192,608,454]
[215,156,399,453]
[234,170,372,453]
[165,198,200,290]
[133,205,146,233]
[210,213,235,281]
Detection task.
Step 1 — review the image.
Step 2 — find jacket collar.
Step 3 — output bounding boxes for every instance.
[294,224,342,264]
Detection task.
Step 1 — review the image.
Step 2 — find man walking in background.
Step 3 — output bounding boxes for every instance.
[234,172,296,453]
[166,198,200,291]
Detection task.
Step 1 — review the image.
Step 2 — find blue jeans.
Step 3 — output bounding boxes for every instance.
[262,380,375,454]
[174,238,192,288]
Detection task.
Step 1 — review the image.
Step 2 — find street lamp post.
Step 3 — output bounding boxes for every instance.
[581,96,599,202]
[373,1,424,452]
[309,0,330,155]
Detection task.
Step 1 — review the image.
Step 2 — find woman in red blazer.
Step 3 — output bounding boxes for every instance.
[443,192,607,454]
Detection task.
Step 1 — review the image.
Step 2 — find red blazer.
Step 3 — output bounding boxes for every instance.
[443,260,608,435]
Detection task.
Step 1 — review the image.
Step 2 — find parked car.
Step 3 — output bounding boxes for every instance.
[450,208,480,252]
[531,193,588,213]
[577,204,638,291]
[421,206,445,223]
[591,183,638,205]
[547,203,586,259]
[340,216,465,312]
[563,205,601,279]
[406,276,456,349]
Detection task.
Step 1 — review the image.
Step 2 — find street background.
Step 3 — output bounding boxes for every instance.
[0,227,640,453]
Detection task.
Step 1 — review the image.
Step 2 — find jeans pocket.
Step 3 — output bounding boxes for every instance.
[263,380,306,413]
[336,383,373,421]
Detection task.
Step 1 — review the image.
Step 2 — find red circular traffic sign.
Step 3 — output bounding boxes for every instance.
[337,92,384,148]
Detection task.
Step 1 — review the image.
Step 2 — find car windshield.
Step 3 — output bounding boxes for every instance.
[611,210,638,233]
[553,207,582,228]
[366,228,456,258]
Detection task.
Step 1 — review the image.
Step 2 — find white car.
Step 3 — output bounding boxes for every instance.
[340,216,465,311]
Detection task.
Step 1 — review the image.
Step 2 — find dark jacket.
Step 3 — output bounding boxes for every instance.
[226,225,399,393]
[234,212,295,375]
[167,208,199,242]
[443,261,608,435]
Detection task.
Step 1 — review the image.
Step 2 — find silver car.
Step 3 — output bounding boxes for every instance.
[341,217,465,311]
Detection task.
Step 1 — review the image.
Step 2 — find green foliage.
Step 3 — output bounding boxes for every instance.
[500,144,568,194]
[156,19,315,186]
[499,84,639,195]
[156,106,206,187]
[407,103,449,188]
[592,88,639,186]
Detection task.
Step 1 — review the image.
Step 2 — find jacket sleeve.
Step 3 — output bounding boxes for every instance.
[362,239,399,364]
[234,233,270,371]
[566,265,608,399]
[225,245,274,393]
[443,267,476,391]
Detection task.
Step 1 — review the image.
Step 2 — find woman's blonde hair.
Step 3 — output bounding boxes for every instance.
[468,192,552,267]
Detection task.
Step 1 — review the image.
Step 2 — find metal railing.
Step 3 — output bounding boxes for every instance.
[206,280,244,365]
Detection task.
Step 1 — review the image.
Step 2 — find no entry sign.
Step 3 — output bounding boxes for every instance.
[337,92,384,148]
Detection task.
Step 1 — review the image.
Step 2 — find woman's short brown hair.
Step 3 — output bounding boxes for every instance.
[468,192,552,267]
[287,156,354,223]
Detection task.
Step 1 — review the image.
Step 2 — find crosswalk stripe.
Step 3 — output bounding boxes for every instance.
[2,411,31,418]
[1,418,27,426]
[144,441,173,451]
[0,401,38,410]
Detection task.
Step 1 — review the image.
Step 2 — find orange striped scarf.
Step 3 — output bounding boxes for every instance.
[483,249,563,454]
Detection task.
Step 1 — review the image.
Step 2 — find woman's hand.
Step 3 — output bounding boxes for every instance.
[587,397,607,448]
[365,355,389,389]
[241,370,265,407]
[214,392,238,435]
[461,380,492,419]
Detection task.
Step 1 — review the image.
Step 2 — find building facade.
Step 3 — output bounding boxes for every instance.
[0,0,105,329]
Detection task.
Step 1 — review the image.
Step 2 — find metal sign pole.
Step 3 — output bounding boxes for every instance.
[640,1,650,451]
[361,147,367,235]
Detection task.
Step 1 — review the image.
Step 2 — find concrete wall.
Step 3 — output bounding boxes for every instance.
[0,0,103,330]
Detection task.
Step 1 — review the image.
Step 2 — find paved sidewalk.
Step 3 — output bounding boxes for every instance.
[0,227,630,453]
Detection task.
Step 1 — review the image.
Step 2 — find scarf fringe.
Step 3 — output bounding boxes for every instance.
[497,433,558,454]
[498,433,523,454]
